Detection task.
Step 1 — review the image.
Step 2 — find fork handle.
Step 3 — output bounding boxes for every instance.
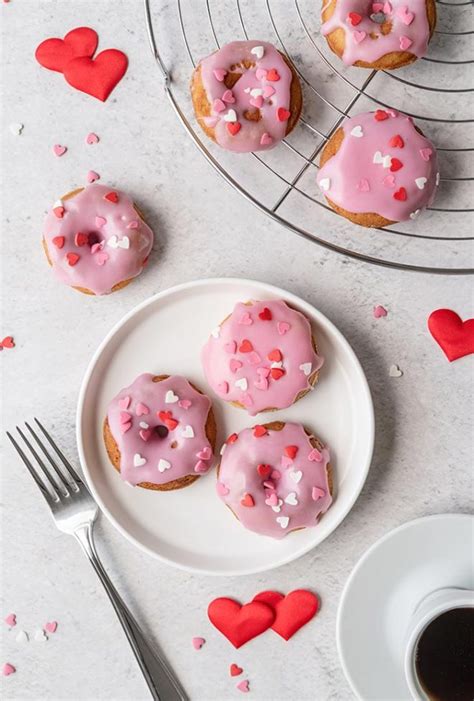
[74,524,188,701]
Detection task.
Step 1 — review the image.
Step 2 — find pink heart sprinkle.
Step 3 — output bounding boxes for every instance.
[178,399,192,409]
[139,429,152,442]
[222,89,235,104]
[257,366,271,378]
[256,68,267,81]
[135,403,149,417]
[237,679,250,693]
[383,175,396,188]
[265,493,278,506]
[2,663,15,676]
[260,132,273,146]
[91,242,103,254]
[383,1,392,12]
[86,132,99,144]
[213,68,227,82]
[127,220,139,229]
[397,6,414,24]
[373,304,388,318]
[4,614,16,627]
[197,446,212,460]
[239,312,253,325]
[262,85,275,98]
[308,448,322,462]
[357,178,370,192]
[254,377,268,391]
[271,470,281,480]
[87,170,100,183]
[216,482,229,496]
[95,216,106,228]
[281,455,293,469]
[230,359,243,373]
[224,341,237,354]
[53,144,67,157]
[120,422,132,434]
[204,116,219,128]
[247,351,261,365]
[95,251,108,266]
[353,30,366,44]
[241,393,253,407]
[277,321,290,335]
[263,480,275,490]
[399,35,412,50]
[420,148,432,161]
[120,411,132,425]
[118,396,131,410]
[250,95,264,109]
[372,2,383,10]
[213,98,225,113]
[194,460,209,474]
[44,621,58,634]
[312,486,326,500]
[192,636,205,650]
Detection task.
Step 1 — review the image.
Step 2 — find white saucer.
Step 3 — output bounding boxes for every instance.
[337,513,474,700]
[76,278,374,575]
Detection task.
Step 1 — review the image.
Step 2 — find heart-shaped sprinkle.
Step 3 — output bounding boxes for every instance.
[230,664,243,677]
[374,109,389,121]
[353,30,366,44]
[139,421,149,429]
[260,132,273,146]
[267,68,280,81]
[350,125,363,138]
[384,1,392,12]
[133,453,146,467]
[393,187,407,201]
[276,516,289,529]
[397,5,414,24]
[53,201,65,218]
[265,492,278,507]
[217,482,230,496]
[15,630,29,644]
[104,191,119,203]
[139,429,151,442]
[308,448,322,462]
[4,614,16,627]
[165,390,179,404]
[222,89,235,104]
[347,11,362,25]
[66,252,80,266]
[1,336,14,349]
[75,232,89,247]
[197,446,212,460]
[251,45,264,59]
[192,637,205,650]
[250,95,264,109]
[285,492,298,506]
[247,351,261,365]
[52,236,65,249]
[135,403,149,416]
[312,486,326,500]
[255,68,267,81]
[420,148,432,161]
[218,381,229,394]
[254,425,267,438]
[227,432,238,444]
[120,422,132,434]
[271,368,285,380]
[389,364,403,377]
[284,445,298,459]
[410,209,421,220]
[319,178,330,192]
[290,470,302,484]
[389,134,404,148]
[237,680,250,693]
[370,11,386,23]
[227,122,241,136]
[239,339,253,353]
[281,455,293,469]
[277,107,291,122]
[254,376,269,390]
[230,359,243,373]
[213,98,226,113]
[53,144,67,157]
[34,629,48,642]
[390,158,403,172]
[223,109,237,123]
[2,663,16,676]
[238,312,253,325]
[383,175,396,188]
[357,178,370,192]
[235,377,248,391]
[277,321,290,335]
[178,399,192,409]
[9,123,24,136]
[87,170,100,182]
[257,463,272,479]
[271,499,283,513]
[86,132,99,144]
[268,348,282,362]
[373,304,388,318]
[213,68,227,81]
[181,425,194,439]
[158,458,171,472]
[44,621,58,634]
[241,493,255,507]
[415,177,427,190]
[262,85,275,98]
[299,362,312,376]
[119,411,132,425]
[399,35,412,50]
[194,460,209,473]
[95,216,106,227]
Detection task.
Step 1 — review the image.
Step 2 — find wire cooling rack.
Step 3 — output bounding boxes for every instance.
[144,0,474,274]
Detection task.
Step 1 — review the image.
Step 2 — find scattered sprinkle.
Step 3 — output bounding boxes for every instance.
[15,630,29,644]
[0,336,15,351]
[237,679,250,693]
[230,663,243,677]
[2,663,16,676]
[373,305,388,319]
[87,170,100,183]
[389,364,403,377]
[53,144,67,157]
[4,613,16,627]
[192,636,205,650]
[34,629,48,642]
[86,132,99,144]
[44,621,58,634]
[9,123,23,136]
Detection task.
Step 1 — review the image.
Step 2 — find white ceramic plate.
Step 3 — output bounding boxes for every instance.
[337,513,474,700]
[76,278,374,575]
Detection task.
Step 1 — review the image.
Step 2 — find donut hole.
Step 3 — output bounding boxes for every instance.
[155,425,169,439]
[87,231,104,248]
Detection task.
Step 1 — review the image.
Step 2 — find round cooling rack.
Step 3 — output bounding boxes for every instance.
[144,0,474,274]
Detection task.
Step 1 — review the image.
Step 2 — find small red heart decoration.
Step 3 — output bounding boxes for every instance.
[227,432,238,444]
[347,12,362,25]
[277,107,291,122]
[284,445,298,459]
[390,158,403,172]
[1,336,15,349]
[253,425,267,438]
[374,110,389,121]
[53,206,65,219]
[52,236,65,249]
[258,307,272,321]
[389,134,404,148]
[393,187,407,201]
[104,191,119,203]
[257,464,272,479]
[63,49,128,102]
[239,339,253,353]
[266,69,280,82]
[35,27,98,73]
[66,252,80,266]
[227,122,241,136]
[240,493,255,507]
[267,349,282,362]
[253,589,319,641]
[428,309,474,362]
[230,664,243,677]
[208,598,275,648]
[270,368,285,380]
[74,232,89,247]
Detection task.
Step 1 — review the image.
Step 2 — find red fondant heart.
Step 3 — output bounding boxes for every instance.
[284,445,298,459]
[227,122,241,136]
[208,598,275,648]
[277,107,291,122]
[104,191,119,203]
[253,425,267,438]
[227,432,238,444]
[240,493,255,507]
[35,27,98,73]
[266,69,280,82]
[239,339,253,353]
[390,158,403,172]
[258,307,272,321]
[428,309,474,362]
[52,236,65,249]
[257,464,272,479]
[267,349,282,362]
[374,110,389,121]
[63,49,128,102]
[253,589,320,641]
[347,12,362,25]
[393,187,407,201]
[230,663,243,677]
[270,368,285,380]
[389,134,404,148]
[66,252,80,266]
[1,336,15,349]
[75,232,89,247]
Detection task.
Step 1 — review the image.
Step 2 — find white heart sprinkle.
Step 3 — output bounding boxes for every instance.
[409,209,421,220]
[299,362,312,376]
[289,470,302,484]
[158,458,171,472]
[235,377,248,391]
[165,390,179,404]
[373,151,383,164]
[34,629,48,642]
[415,177,427,190]
[251,45,265,59]
[276,516,289,529]
[15,630,29,644]
[107,235,130,250]
[284,492,298,506]
[181,425,194,439]
[382,155,392,169]
[133,453,147,467]
[220,443,227,455]
[139,421,149,429]
[350,125,363,138]
[319,178,330,192]
[250,88,263,98]
[9,122,24,136]
[270,361,283,369]
[389,364,403,377]
[436,172,440,186]
[223,109,237,123]
[271,499,283,513]
[244,87,251,94]
[211,327,220,338]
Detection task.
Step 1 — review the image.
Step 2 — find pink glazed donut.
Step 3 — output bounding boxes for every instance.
[191,40,303,152]
[42,184,154,295]
[317,109,439,227]
[217,422,333,539]
[104,374,216,491]
[201,299,324,416]
[321,0,437,69]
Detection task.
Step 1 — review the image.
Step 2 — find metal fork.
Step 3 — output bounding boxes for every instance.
[7,419,188,701]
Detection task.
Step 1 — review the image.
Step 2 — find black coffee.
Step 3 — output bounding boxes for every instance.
[415,607,474,701]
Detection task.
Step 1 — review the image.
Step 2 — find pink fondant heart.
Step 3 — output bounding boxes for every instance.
[194,460,209,473]
[256,68,267,80]
[357,178,370,192]
[372,2,383,10]
[237,680,249,693]
[135,403,149,416]
[312,486,326,500]
[254,377,268,391]
[95,216,106,227]
[2,663,15,676]
[222,89,235,103]
[197,446,212,460]
[257,366,271,378]
[95,251,108,266]
[127,220,139,229]
[218,381,229,394]
[230,359,243,373]
[277,321,290,335]
[118,396,131,410]
[120,422,132,434]
[213,68,227,81]
[420,148,432,161]
[271,470,281,480]
[4,614,16,627]
[399,35,412,50]
[250,95,264,109]
[260,132,273,146]
[87,170,100,183]
[265,493,278,506]
[383,175,396,188]
[262,85,275,98]
[397,6,414,24]
[86,132,99,144]
[353,30,366,43]
[247,351,261,365]
[178,399,192,409]
[217,481,230,496]
[53,144,67,157]
[239,312,253,325]
[383,1,392,12]
[224,341,237,354]
[91,242,103,254]
[192,636,205,650]
[213,98,225,113]
[139,429,152,442]
[44,621,58,634]
[373,304,388,318]
[120,411,132,424]
[281,455,293,469]
[308,448,322,462]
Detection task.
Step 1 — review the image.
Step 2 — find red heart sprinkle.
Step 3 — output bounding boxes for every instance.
[284,445,298,459]
[104,191,119,203]
[240,493,255,507]
[63,49,128,102]
[208,598,275,648]
[158,411,172,422]
[52,236,65,249]
[257,464,272,479]
[66,252,80,266]
[347,11,362,25]
[374,110,389,121]
[266,69,280,81]
[35,26,98,73]
[239,339,253,353]
[253,589,319,641]
[277,107,291,122]
[393,187,407,201]
[253,425,267,438]
[389,134,404,148]
[258,307,272,321]
[227,122,241,136]
[74,232,89,246]
[230,664,243,677]
[227,432,238,444]
[165,418,178,430]
[1,336,15,348]
[428,309,474,362]
[53,206,65,219]
[390,158,403,172]
[267,348,282,362]
[270,368,285,380]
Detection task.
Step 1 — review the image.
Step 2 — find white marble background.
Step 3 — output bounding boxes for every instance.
[1,1,473,700]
